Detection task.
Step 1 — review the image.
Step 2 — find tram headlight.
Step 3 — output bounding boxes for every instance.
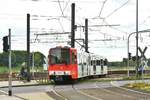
[49,71,54,75]
[65,71,70,75]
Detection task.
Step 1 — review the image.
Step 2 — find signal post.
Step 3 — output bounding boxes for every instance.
[8,29,12,96]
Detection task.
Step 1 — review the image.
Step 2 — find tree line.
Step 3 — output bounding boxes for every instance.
[0,50,45,68]
[109,57,150,68]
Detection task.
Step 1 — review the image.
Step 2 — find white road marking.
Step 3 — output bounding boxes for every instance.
[53,85,68,100]
[0,89,8,94]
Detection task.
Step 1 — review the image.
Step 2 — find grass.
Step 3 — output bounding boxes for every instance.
[0,66,8,73]
[0,66,22,73]
[125,82,150,93]
[108,66,135,71]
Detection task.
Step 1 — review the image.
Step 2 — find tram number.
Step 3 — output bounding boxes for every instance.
[56,71,64,75]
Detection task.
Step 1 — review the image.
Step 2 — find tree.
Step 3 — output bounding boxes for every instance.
[34,52,45,67]
[0,51,45,68]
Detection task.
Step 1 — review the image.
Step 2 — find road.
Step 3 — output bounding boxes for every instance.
[0,81,150,100]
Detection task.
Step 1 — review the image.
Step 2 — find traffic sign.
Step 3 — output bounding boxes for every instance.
[138,47,147,60]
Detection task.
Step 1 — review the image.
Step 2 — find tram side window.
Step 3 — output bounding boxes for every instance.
[91,60,93,65]
[104,59,108,66]
[72,51,77,64]
[83,55,87,65]
[78,53,81,65]
[88,56,91,65]
[48,55,50,65]
[96,60,100,65]
[100,59,103,65]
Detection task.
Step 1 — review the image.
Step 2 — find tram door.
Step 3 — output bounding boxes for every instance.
[101,59,104,74]
[93,60,96,74]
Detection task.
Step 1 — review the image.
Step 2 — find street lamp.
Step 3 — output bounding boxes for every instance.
[127,29,150,77]
[127,32,135,77]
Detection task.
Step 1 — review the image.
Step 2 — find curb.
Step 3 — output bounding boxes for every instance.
[0,82,52,88]
[0,83,50,88]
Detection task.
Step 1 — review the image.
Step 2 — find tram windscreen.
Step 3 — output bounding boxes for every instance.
[50,48,70,64]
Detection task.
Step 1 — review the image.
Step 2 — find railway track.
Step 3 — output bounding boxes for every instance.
[48,81,150,100]
[79,81,150,100]
[52,84,70,100]
[47,83,102,100]
[46,84,69,100]
[108,70,150,75]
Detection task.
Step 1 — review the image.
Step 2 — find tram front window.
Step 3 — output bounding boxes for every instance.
[50,48,70,64]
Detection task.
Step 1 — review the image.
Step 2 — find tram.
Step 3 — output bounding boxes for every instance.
[48,46,108,83]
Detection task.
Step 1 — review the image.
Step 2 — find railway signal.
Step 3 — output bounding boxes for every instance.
[138,47,147,60]
[137,47,148,79]
[3,36,9,52]
[132,56,136,61]
[8,29,12,96]
[128,52,131,60]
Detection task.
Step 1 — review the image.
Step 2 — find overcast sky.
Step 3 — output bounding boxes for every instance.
[1,0,150,61]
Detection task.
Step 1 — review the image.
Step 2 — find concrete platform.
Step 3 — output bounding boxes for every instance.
[0,95,22,100]
[17,92,54,100]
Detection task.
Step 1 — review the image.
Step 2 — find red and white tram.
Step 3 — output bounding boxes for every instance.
[48,46,108,83]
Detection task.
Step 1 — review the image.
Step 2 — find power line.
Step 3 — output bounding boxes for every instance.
[89,28,121,39]
[57,0,64,16]
[105,0,130,18]
[34,32,70,35]
[139,16,150,26]
[99,0,108,17]
[103,20,128,34]
[58,18,65,32]
[62,0,71,13]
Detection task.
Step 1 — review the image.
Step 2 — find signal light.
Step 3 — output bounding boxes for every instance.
[132,56,136,61]
[3,36,9,52]
[128,53,131,60]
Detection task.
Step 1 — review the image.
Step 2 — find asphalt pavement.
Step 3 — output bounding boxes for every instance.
[0,80,54,100]
[0,79,150,100]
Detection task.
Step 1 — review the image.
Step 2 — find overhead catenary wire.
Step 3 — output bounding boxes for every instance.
[57,0,65,16]
[99,0,108,17]
[2,0,150,52]
[103,20,128,34]
[62,0,71,15]
[139,16,150,26]
[105,0,130,18]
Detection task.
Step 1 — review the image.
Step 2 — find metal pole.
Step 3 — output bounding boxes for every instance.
[136,0,139,77]
[127,33,135,77]
[71,3,75,48]
[8,29,12,96]
[27,13,30,82]
[85,19,88,53]
[32,52,34,79]
[127,36,130,77]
